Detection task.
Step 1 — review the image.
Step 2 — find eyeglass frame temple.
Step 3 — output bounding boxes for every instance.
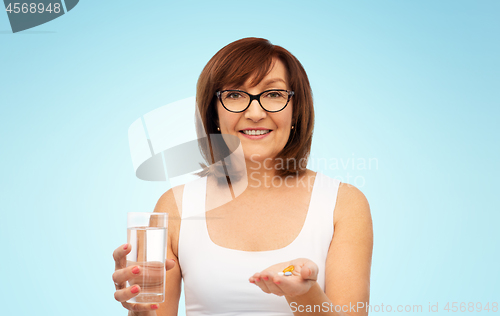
[215,89,294,113]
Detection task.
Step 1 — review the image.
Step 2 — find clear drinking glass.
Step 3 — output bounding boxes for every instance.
[126,212,168,304]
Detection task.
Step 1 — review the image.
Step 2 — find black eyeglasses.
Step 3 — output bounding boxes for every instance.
[216,89,294,113]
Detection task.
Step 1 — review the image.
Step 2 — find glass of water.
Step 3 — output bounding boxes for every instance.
[126,212,168,304]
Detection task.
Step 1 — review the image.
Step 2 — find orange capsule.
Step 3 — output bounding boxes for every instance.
[283,265,294,273]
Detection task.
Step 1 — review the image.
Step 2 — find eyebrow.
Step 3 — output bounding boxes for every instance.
[224,78,287,91]
[261,78,287,87]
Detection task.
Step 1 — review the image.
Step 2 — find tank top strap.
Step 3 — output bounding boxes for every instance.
[310,172,341,222]
[298,172,341,249]
[178,176,210,270]
[181,175,207,219]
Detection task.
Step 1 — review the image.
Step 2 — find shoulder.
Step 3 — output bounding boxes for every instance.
[334,182,371,226]
[154,184,185,218]
[154,184,185,257]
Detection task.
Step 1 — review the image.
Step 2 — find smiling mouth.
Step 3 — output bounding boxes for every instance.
[239,130,272,136]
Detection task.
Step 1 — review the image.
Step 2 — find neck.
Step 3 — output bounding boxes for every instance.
[230,157,284,191]
[221,155,303,194]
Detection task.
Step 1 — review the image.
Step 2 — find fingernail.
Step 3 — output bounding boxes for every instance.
[131,286,139,294]
[171,259,176,263]
[263,276,268,281]
[255,278,260,282]
[151,304,158,310]
[249,279,255,283]
[123,244,128,250]
[132,266,140,274]
[275,280,281,285]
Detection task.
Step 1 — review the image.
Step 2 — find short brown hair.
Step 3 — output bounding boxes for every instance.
[195,37,314,180]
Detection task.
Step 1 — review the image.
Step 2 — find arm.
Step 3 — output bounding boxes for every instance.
[114,186,184,316]
[151,186,184,316]
[286,183,373,316]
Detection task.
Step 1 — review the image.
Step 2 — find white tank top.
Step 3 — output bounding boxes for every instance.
[178,171,341,316]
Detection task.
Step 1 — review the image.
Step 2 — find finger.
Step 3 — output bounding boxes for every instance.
[261,272,284,296]
[112,265,141,286]
[272,274,290,293]
[113,244,131,270]
[252,272,262,283]
[272,274,283,286]
[253,273,271,294]
[124,302,160,313]
[114,284,141,303]
[165,259,176,271]
[271,274,307,298]
[300,262,318,281]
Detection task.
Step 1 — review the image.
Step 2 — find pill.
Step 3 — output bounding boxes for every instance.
[278,272,284,276]
[284,271,292,276]
[283,265,294,273]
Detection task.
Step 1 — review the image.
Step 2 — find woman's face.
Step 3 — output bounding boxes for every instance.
[216,58,293,163]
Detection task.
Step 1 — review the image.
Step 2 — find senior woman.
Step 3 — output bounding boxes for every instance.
[113,37,373,316]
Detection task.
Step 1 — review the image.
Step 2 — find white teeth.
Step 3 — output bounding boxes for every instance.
[242,130,270,135]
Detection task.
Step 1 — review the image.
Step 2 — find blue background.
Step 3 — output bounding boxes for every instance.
[1,1,498,315]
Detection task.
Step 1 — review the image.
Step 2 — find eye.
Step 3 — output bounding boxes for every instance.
[263,90,286,99]
[225,92,243,99]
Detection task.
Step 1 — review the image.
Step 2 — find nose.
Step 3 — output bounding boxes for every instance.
[244,99,267,122]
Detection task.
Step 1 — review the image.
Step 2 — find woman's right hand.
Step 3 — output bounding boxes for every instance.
[112,243,176,315]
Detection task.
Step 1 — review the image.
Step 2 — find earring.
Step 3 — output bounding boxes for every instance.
[291,125,294,129]
[217,127,220,131]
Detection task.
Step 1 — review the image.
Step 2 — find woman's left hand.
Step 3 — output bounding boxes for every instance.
[249,258,318,297]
